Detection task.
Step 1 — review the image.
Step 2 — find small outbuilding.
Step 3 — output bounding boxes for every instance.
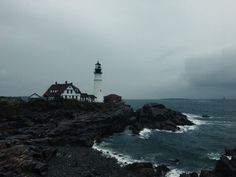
[104,94,122,104]
[88,94,97,102]
[80,93,88,102]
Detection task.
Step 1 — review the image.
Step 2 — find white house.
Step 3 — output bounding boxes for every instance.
[43,81,81,100]
[43,81,96,102]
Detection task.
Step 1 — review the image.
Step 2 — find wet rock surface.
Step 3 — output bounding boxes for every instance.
[0,100,209,177]
[130,103,194,133]
[180,173,198,177]
[125,163,170,177]
[0,101,133,176]
[47,146,133,177]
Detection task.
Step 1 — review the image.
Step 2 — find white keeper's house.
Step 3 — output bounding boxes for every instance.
[43,81,96,102]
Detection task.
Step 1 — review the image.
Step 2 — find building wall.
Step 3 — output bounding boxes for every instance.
[94,74,103,102]
[61,86,80,100]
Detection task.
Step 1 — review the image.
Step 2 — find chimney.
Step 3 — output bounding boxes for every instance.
[55,82,57,85]
[65,81,68,84]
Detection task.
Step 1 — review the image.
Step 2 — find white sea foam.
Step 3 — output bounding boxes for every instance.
[207,152,221,160]
[183,113,201,119]
[226,156,232,160]
[177,125,197,133]
[138,113,207,138]
[139,128,180,139]
[183,113,207,125]
[165,169,185,177]
[139,126,196,139]
[176,113,209,133]
[139,128,154,139]
[92,142,142,166]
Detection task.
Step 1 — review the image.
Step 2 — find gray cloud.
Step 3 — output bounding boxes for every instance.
[185,50,236,89]
[0,0,236,98]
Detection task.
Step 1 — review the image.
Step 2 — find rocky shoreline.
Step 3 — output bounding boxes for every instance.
[0,100,235,177]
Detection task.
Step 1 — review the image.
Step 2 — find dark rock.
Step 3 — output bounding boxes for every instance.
[197,148,236,177]
[126,163,155,177]
[128,116,137,122]
[199,170,215,177]
[126,162,153,171]
[33,162,48,176]
[0,100,195,177]
[143,103,166,110]
[180,172,198,177]
[155,165,170,176]
[214,155,236,176]
[225,148,236,156]
[202,115,210,118]
[132,103,194,134]
[0,171,13,177]
[71,160,78,167]
[126,163,169,177]
[84,139,94,147]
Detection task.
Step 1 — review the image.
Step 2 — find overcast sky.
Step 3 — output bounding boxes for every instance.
[0,0,236,99]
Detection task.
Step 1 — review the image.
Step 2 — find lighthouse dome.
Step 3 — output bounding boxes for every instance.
[94,61,102,74]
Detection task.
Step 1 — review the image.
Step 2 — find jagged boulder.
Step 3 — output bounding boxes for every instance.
[225,148,236,156]
[125,162,169,177]
[198,148,236,177]
[214,155,236,177]
[180,172,198,177]
[131,103,194,133]
[199,170,215,177]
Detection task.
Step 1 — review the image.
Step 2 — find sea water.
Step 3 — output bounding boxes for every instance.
[93,99,236,175]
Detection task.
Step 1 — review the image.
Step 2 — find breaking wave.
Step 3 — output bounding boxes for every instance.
[183,113,207,125]
[92,141,142,166]
[165,169,185,177]
[139,113,206,139]
[139,128,153,139]
[207,152,221,160]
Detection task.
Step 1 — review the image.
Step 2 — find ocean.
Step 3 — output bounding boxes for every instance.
[93,99,236,176]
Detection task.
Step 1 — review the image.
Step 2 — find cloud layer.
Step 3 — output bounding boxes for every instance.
[0,0,236,98]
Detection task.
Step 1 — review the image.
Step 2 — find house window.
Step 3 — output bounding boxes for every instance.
[76,96,77,100]
[67,90,69,94]
[71,90,73,94]
[65,95,67,99]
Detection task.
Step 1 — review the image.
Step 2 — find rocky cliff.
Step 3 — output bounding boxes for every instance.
[2,100,230,177]
[0,100,133,176]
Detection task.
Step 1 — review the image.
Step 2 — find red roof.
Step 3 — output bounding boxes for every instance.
[43,82,81,97]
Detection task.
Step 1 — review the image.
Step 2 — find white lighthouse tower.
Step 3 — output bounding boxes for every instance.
[93,61,103,102]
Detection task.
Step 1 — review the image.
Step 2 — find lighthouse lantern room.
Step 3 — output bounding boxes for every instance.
[93,61,103,102]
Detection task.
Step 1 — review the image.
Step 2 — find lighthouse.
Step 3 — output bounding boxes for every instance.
[93,61,103,102]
